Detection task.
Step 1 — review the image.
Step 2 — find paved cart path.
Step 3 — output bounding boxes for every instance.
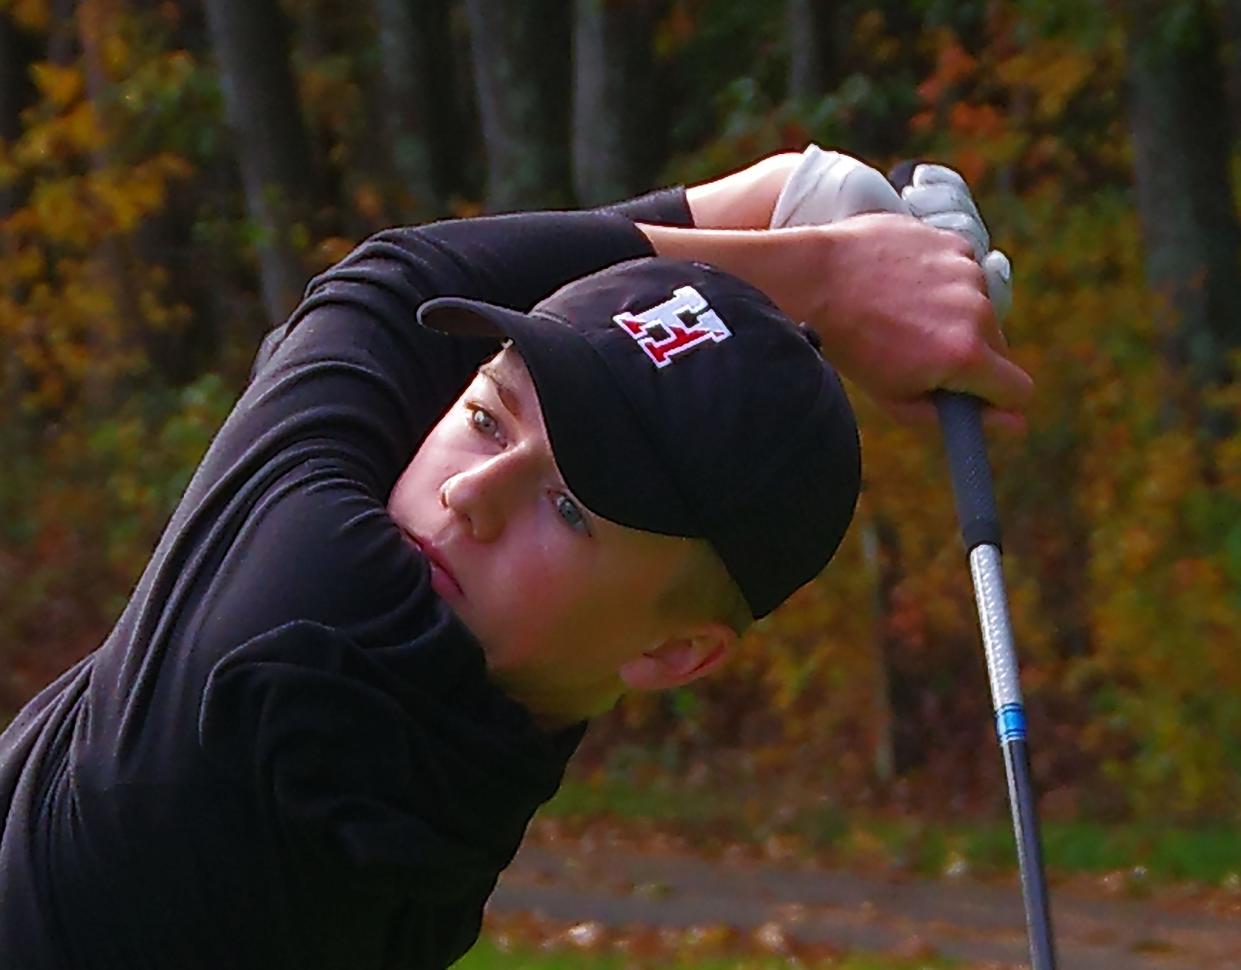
[491,841,1241,969]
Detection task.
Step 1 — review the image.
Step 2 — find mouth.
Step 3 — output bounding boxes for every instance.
[406,530,464,599]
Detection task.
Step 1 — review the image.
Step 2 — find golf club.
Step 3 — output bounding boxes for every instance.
[886,162,1058,970]
[772,148,1058,969]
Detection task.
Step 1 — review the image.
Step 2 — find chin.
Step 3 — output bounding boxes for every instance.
[465,623,519,673]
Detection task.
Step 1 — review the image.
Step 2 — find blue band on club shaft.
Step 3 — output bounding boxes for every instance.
[995,703,1027,744]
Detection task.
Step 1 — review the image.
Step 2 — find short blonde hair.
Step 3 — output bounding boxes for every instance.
[657,539,754,637]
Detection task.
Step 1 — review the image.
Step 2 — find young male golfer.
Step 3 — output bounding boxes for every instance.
[0,150,1029,969]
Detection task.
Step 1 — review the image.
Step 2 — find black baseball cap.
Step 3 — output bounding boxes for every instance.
[417,257,860,619]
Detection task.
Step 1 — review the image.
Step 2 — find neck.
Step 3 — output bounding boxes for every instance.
[490,673,622,732]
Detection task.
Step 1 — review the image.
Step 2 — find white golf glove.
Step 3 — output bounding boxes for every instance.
[770,146,1012,322]
[900,163,1012,322]
[770,145,906,227]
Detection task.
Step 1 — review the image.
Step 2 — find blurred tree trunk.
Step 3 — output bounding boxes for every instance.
[571,0,663,206]
[136,1,228,382]
[0,10,36,218]
[203,0,318,326]
[1124,0,1241,419]
[859,517,897,783]
[426,1,483,204]
[1221,0,1241,129]
[371,0,441,219]
[464,0,571,210]
[785,0,842,101]
[47,0,78,65]
[79,0,148,407]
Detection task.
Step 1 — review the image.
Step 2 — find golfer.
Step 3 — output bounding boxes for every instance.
[0,150,1030,969]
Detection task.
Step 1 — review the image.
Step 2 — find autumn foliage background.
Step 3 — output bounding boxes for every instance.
[2,0,1240,827]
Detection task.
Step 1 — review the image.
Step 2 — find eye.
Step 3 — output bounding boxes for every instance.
[552,492,591,536]
[465,404,503,442]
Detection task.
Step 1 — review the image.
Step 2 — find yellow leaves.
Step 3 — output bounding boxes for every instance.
[16,101,105,164]
[1139,434,1199,508]
[1083,407,1241,815]
[996,40,1095,123]
[854,8,899,65]
[89,154,193,233]
[31,63,84,109]
[4,259,107,414]
[0,142,14,189]
[29,180,90,245]
[1118,524,1158,574]
[7,237,45,282]
[10,62,112,169]
[101,28,130,79]
[1214,410,1241,497]
[20,153,191,246]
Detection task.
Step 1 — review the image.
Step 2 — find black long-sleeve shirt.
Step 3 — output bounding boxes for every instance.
[0,189,693,969]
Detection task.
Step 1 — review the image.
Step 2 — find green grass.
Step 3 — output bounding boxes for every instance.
[454,938,956,969]
[541,775,728,824]
[541,778,1241,887]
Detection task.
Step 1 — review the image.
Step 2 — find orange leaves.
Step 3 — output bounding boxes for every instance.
[915,31,978,107]
[948,101,1005,140]
[654,2,697,59]
[5,0,49,31]
[909,15,1123,190]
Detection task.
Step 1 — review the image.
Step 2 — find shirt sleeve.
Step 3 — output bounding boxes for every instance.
[233,187,693,496]
[598,186,695,227]
[193,209,660,508]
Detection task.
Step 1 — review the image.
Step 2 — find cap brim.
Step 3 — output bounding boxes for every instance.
[417,296,519,339]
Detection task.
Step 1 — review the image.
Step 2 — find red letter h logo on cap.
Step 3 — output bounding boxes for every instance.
[613,285,733,369]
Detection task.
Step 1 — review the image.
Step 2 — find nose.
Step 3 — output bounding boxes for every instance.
[439,446,539,542]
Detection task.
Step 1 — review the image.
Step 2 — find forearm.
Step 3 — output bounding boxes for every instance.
[683,152,801,229]
[635,221,836,325]
[637,215,1033,427]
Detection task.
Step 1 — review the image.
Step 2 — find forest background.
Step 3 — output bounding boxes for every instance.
[1,0,1240,834]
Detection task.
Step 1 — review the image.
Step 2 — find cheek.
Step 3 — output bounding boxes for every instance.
[389,420,463,513]
[484,524,600,634]
[387,455,434,523]
[495,520,585,604]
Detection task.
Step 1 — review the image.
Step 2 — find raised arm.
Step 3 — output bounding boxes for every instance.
[637,206,1031,432]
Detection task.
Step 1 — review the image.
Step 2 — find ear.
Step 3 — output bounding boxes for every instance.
[618,623,735,692]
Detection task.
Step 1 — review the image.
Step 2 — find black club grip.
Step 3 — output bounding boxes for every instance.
[933,390,1002,551]
[889,161,1002,552]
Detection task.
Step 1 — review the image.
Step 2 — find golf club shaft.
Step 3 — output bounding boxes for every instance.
[938,390,1057,970]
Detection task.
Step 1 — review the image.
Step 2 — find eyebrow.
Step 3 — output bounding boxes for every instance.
[478,363,524,421]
